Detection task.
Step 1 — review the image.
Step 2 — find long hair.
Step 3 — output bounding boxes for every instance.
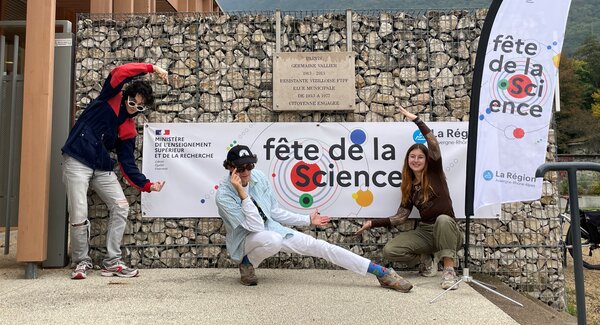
[401,143,431,206]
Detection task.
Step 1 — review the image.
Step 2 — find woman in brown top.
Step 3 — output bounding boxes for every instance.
[356,106,463,290]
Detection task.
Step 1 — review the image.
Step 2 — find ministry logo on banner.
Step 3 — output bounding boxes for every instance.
[472,0,572,214]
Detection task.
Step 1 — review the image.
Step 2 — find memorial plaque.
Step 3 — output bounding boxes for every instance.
[273,52,355,111]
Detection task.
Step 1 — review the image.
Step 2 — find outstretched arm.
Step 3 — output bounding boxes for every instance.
[115,120,164,192]
[267,184,312,226]
[397,105,441,161]
[97,63,169,101]
[97,63,154,101]
[355,205,411,235]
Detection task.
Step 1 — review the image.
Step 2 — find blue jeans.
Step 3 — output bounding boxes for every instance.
[62,155,129,266]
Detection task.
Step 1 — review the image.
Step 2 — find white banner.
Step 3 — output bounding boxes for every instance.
[473,0,571,214]
[142,122,497,218]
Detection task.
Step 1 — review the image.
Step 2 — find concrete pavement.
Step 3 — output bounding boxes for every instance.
[0,232,519,325]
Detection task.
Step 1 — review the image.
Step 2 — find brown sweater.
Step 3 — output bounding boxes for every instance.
[372,118,455,227]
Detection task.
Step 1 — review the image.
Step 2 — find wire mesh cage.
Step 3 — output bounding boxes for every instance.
[75,8,564,310]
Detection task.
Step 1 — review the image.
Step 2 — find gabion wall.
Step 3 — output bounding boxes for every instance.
[75,9,564,310]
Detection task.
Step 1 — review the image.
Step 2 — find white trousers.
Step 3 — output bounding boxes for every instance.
[244,230,370,275]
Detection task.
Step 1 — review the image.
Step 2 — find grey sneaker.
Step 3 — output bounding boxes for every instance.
[441,267,459,290]
[418,254,439,277]
[376,268,413,293]
[100,262,139,278]
[239,263,258,286]
[71,261,93,280]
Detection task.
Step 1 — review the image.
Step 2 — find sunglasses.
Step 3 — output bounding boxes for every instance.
[235,164,255,173]
[127,97,148,112]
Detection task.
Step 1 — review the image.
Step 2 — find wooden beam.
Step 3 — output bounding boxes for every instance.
[114,0,134,14]
[17,0,56,263]
[134,0,151,13]
[187,0,196,11]
[90,0,112,14]
[0,0,5,20]
[178,0,188,12]
[201,0,213,12]
[166,0,179,11]
[189,0,206,12]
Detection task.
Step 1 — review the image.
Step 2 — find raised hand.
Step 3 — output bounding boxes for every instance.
[153,65,169,85]
[230,170,243,190]
[397,105,417,121]
[230,171,247,200]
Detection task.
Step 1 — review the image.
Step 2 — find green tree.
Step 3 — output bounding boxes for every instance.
[592,89,600,116]
[568,58,597,110]
[555,55,596,153]
[574,36,600,88]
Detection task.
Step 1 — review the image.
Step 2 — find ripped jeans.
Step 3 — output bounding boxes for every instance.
[62,155,129,266]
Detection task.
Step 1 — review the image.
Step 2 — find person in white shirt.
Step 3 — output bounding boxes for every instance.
[215,144,412,292]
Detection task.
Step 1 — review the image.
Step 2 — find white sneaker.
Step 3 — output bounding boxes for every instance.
[71,261,93,280]
[100,262,139,278]
[441,267,459,290]
[418,254,439,277]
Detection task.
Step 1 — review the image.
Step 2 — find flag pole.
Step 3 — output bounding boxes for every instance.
[432,0,523,306]
[464,0,504,270]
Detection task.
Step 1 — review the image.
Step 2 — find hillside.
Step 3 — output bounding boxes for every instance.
[216,0,599,55]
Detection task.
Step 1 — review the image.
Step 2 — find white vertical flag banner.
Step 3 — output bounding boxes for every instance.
[473,0,572,214]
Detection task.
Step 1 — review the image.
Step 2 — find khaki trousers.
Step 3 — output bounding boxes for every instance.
[382,214,463,264]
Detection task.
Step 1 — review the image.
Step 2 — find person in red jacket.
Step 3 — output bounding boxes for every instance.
[62,63,168,279]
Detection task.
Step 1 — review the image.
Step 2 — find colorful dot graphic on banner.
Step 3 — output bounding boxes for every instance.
[299,193,314,208]
[290,161,321,192]
[546,41,561,68]
[200,184,219,205]
[513,128,525,139]
[445,159,461,173]
[352,189,373,207]
[269,130,376,212]
[226,140,238,151]
[552,54,561,68]
[270,139,341,211]
[480,106,528,141]
[498,79,509,90]
[507,74,532,99]
[479,53,554,142]
[350,129,367,145]
[349,128,375,208]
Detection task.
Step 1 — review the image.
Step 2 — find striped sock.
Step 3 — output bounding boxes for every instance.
[367,262,388,277]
